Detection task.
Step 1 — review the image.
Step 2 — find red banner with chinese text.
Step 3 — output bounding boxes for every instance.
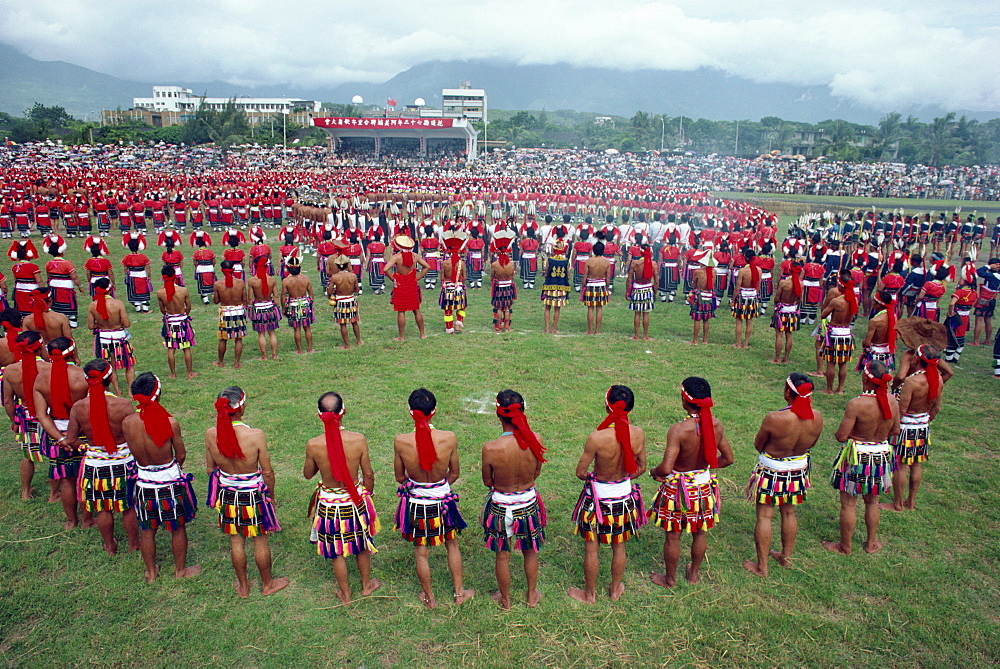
[311,117,455,129]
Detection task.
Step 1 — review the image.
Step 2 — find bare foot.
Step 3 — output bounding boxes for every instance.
[175,565,201,579]
[20,487,35,501]
[261,577,289,596]
[335,589,351,605]
[770,359,782,364]
[733,344,742,349]
[271,355,279,361]
[769,550,791,568]
[233,362,243,369]
[630,335,641,341]
[567,587,596,603]
[393,337,405,342]
[168,373,178,379]
[186,372,198,380]
[212,361,224,368]
[47,491,60,503]
[904,501,917,510]
[685,564,701,584]
[650,572,676,589]
[307,348,316,353]
[419,334,427,340]
[835,389,845,395]
[685,340,698,345]
[258,356,268,361]
[822,540,851,556]
[338,345,350,350]
[103,539,118,556]
[742,560,767,577]
[418,591,436,609]
[491,591,512,611]
[807,371,824,377]
[863,540,884,554]
[453,588,474,605]
[527,589,543,608]
[63,519,78,531]
[879,502,904,512]
[823,389,835,395]
[82,517,96,529]
[551,329,558,334]
[145,564,160,584]
[644,336,653,341]
[234,579,250,599]
[360,578,381,597]
[609,582,625,601]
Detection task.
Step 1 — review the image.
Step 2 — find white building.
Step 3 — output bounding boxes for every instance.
[132,86,322,115]
[441,82,487,122]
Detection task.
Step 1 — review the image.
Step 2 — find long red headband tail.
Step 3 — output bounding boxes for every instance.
[749,258,761,287]
[681,388,718,468]
[163,275,176,302]
[411,409,437,472]
[31,296,47,332]
[19,339,43,417]
[641,247,654,282]
[875,293,898,353]
[496,402,546,463]
[255,257,269,285]
[320,409,362,505]
[841,279,859,316]
[863,366,894,419]
[133,378,174,448]
[86,367,117,453]
[791,264,803,298]
[49,345,74,420]
[214,395,245,460]
[596,398,638,476]
[222,267,235,288]
[786,377,814,420]
[94,286,110,319]
[918,346,942,400]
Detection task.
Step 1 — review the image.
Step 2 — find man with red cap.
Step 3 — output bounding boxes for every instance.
[384,235,429,341]
[2,331,54,501]
[858,290,898,373]
[247,256,281,361]
[32,337,91,529]
[480,388,547,610]
[742,373,824,577]
[569,385,648,603]
[156,266,196,380]
[212,260,247,369]
[769,260,803,364]
[732,248,762,349]
[393,388,472,609]
[490,230,517,333]
[825,360,900,556]
[63,358,139,555]
[87,278,136,396]
[304,391,381,605]
[649,377,735,587]
[819,269,858,394]
[205,385,288,598]
[123,372,200,583]
[883,345,945,512]
[686,250,718,345]
[626,243,656,341]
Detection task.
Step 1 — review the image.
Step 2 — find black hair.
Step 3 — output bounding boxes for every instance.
[839,268,853,282]
[287,265,301,276]
[220,260,235,271]
[496,388,523,409]
[284,233,295,244]
[579,229,589,241]
[562,214,571,224]
[634,232,644,245]
[127,239,140,252]
[16,330,42,347]
[317,391,343,414]
[165,238,175,251]
[47,243,62,256]
[408,387,436,414]
[161,265,176,278]
[909,254,922,266]
[228,235,239,248]
[89,243,102,257]
[544,215,552,224]
[526,228,535,239]
[218,386,244,409]
[94,277,111,291]
[681,376,711,401]
[865,360,889,379]
[919,345,940,362]
[131,371,159,397]
[592,241,605,256]
[744,248,756,261]
[48,336,72,353]
[607,384,634,411]
[605,214,614,224]
[891,259,904,274]
[0,308,23,328]
[934,266,949,281]
[787,372,811,393]
[83,358,111,385]
[195,236,208,248]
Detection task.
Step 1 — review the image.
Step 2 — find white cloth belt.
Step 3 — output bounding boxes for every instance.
[853,440,891,454]
[218,470,263,488]
[869,343,891,354]
[586,279,607,287]
[50,278,74,289]
[129,269,147,278]
[778,303,798,313]
[495,280,513,287]
[335,295,356,303]
[521,252,536,259]
[54,418,69,431]
[758,453,809,472]
[673,469,712,485]
[900,412,930,429]
[15,281,38,291]
[829,326,852,337]
[165,313,189,325]
[740,288,758,298]
[97,328,129,341]
[406,478,452,504]
[221,305,245,316]
[253,300,275,309]
[85,442,133,463]
[632,282,652,289]
[491,488,538,537]
[196,264,213,273]
[350,258,361,266]
[593,478,631,498]
[136,460,183,488]
[803,279,821,286]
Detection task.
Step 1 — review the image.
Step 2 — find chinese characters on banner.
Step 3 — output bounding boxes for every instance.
[311,117,456,129]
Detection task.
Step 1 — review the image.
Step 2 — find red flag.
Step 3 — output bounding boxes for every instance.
[387,98,398,107]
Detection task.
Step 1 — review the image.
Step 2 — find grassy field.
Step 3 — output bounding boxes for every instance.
[1,224,998,668]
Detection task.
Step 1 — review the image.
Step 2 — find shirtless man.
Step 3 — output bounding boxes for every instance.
[439,236,468,334]
[33,337,91,528]
[883,345,945,511]
[732,249,761,349]
[279,256,315,354]
[23,288,79,364]
[824,361,900,555]
[303,391,380,604]
[213,260,247,369]
[580,241,612,335]
[383,236,429,341]
[819,270,859,394]
[569,385,647,603]
[858,290,898,373]
[87,278,135,396]
[626,245,656,341]
[770,263,803,363]
[393,388,473,608]
[247,257,281,361]
[326,255,362,349]
[123,372,200,583]
[809,279,844,378]
[686,252,717,345]
[742,374,824,577]
[156,266,196,380]
[481,389,546,610]
[2,331,54,500]
[205,386,288,598]
[64,359,140,555]
[649,377,734,587]
[489,243,518,333]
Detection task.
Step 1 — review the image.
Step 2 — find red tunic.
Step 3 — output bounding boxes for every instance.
[392,268,421,312]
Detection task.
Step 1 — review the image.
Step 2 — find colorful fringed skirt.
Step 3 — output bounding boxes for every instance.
[218,305,247,340]
[830,440,894,496]
[80,449,137,513]
[648,469,719,533]
[572,476,645,545]
[822,325,855,364]
[744,453,810,506]
[161,313,196,349]
[893,413,930,465]
[481,488,546,552]
[394,479,467,547]
[250,300,282,333]
[628,283,655,312]
[285,295,315,328]
[309,484,380,558]
[770,303,801,332]
[134,461,197,531]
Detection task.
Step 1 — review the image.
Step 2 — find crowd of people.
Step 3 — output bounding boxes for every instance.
[0,142,990,606]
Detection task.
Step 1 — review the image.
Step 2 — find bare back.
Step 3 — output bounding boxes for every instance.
[123,414,184,467]
[88,298,130,330]
[835,395,900,443]
[754,409,825,459]
[585,256,611,282]
[490,260,515,281]
[205,424,270,475]
[213,279,247,306]
[657,417,734,473]
[481,433,543,493]
[328,270,358,297]
[304,430,374,490]
[247,275,277,302]
[157,285,191,316]
[282,274,311,299]
[773,277,796,304]
[394,429,459,483]
[575,426,647,481]
[66,393,136,447]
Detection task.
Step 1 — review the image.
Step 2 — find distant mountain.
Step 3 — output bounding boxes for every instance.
[1,44,995,125]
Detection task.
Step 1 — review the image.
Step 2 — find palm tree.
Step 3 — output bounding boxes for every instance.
[875,112,901,159]
[924,113,957,167]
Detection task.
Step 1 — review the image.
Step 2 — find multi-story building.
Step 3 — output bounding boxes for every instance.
[441,82,487,122]
[103,86,322,127]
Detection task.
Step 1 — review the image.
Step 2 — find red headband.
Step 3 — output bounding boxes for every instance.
[31,296,47,332]
[496,401,546,463]
[86,367,117,453]
[681,387,718,468]
[222,267,235,288]
[875,293,898,353]
[163,274,176,302]
[641,247,654,282]
[134,378,174,448]
[918,345,941,400]
[597,395,638,476]
[94,286,110,319]
[411,409,437,472]
[320,408,362,505]
[790,264,803,298]
[786,377,814,420]
[49,344,74,420]
[863,365,894,419]
[214,395,245,460]
[402,250,413,266]
[2,323,20,356]
[749,257,761,288]
[840,279,859,316]
[18,338,43,417]
[255,257,269,285]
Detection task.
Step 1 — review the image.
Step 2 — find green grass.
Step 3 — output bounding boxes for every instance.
[1,229,999,668]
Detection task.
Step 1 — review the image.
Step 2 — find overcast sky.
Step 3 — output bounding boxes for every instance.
[2,0,998,111]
